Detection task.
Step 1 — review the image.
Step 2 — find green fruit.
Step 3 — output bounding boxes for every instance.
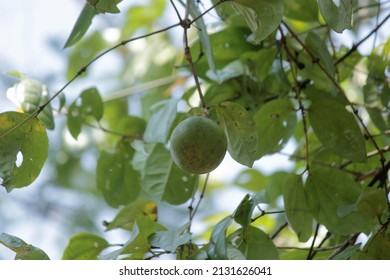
[170,116,227,174]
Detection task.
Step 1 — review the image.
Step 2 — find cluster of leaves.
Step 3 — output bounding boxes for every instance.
[1,0,390,260]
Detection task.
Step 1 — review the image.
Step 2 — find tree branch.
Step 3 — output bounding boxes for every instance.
[335,12,390,65]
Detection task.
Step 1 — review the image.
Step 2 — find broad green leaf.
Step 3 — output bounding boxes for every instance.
[228,226,279,260]
[283,0,318,22]
[114,116,146,137]
[176,243,202,260]
[279,248,331,260]
[190,27,257,80]
[148,222,192,253]
[6,77,55,130]
[233,169,267,192]
[87,0,122,13]
[143,99,178,143]
[283,174,313,242]
[364,80,390,131]
[122,1,166,38]
[318,0,353,33]
[233,194,253,231]
[233,190,270,232]
[96,139,141,208]
[305,31,335,77]
[308,99,367,162]
[299,32,336,91]
[143,144,197,205]
[232,0,284,44]
[207,215,234,260]
[356,187,387,219]
[216,102,258,167]
[241,48,278,82]
[105,200,157,231]
[357,228,390,260]
[118,217,166,260]
[305,167,374,235]
[332,243,361,260]
[254,99,297,158]
[62,232,109,260]
[207,60,245,83]
[67,31,107,79]
[67,87,104,139]
[0,233,50,260]
[64,4,97,48]
[0,112,48,192]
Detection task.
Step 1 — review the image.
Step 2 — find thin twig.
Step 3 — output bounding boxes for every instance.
[278,26,310,171]
[307,223,320,260]
[328,233,359,260]
[180,0,208,114]
[271,222,288,239]
[0,23,181,140]
[309,231,332,259]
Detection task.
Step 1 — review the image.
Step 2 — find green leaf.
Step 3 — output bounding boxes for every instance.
[332,243,361,260]
[118,217,166,260]
[190,27,256,81]
[187,1,217,78]
[356,186,387,219]
[62,232,109,260]
[0,233,50,260]
[305,31,335,77]
[305,167,374,235]
[148,222,192,253]
[87,0,122,14]
[298,32,336,91]
[64,4,97,48]
[67,87,104,139]
[121,0,166,38]
[114,116,146,136]
[143,144,197,205]
[357,228,390,260]
[216,101,258,167]
[0,112,49,192]
[6,77,55,130]
[233,169,267,192]
[96,139,141,208]
[228,226,279,260]
[233,190,270,233]
[308,99,367,162]
[105,200,157,231]
[283,174,313,242]
[143,99,178,143]
[232,0,284,44]
[283,0,318,22]
[318,0,353,33]
[241,48,278,82]
[254,99,297,158]
[233,194,253,231]
[207,215,234,260]
[67,31,107,79]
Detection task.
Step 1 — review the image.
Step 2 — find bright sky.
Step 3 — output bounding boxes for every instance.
[1,0,389,260]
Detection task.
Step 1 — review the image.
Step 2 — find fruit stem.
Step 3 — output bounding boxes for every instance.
[182,0,209,116]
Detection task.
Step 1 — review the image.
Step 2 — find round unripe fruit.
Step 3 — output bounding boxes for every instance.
[170,116,227,174]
